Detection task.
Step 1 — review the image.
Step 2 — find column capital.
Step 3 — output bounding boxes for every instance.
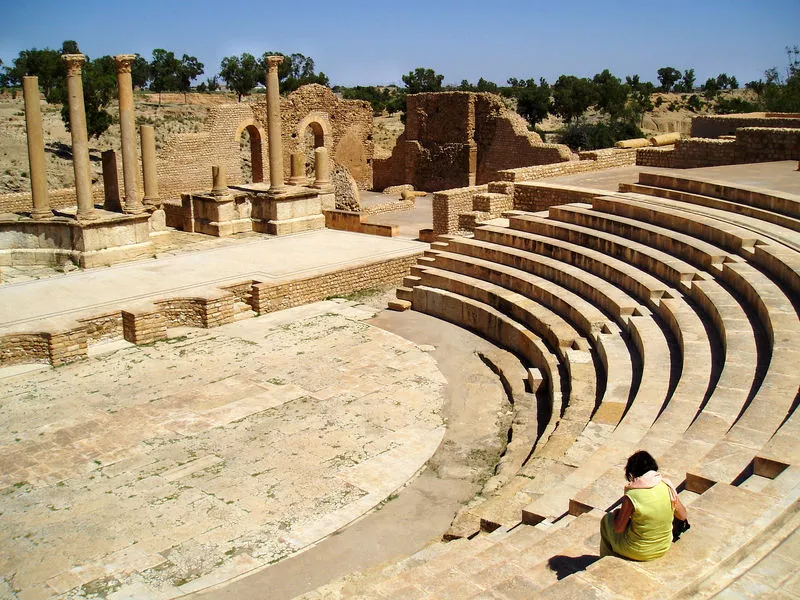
[62,54,86,76]
[114,54,137,74]
[266,55,284,70]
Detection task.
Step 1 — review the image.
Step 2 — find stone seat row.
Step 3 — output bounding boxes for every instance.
[394,179,798,536]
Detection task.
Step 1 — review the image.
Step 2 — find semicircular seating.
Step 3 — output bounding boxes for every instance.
[359,170,800,599]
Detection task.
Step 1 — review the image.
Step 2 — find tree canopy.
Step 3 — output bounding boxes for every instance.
[401,67,444,94]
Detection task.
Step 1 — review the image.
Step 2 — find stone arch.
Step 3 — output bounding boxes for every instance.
[295,112,333,151]
[235,120,266,183]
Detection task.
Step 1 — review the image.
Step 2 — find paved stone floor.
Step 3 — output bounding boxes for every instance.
[0,300,447,599]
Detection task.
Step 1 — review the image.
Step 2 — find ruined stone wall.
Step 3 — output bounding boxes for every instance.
[636,127,799,168]
[691,114,800,138]
[252,84,374,190]
[473,94,574,183]
[432,184,489,234]
[0,185,106,215]
[735,127,800,163]
[374,92,575,193]
[497,148,636,182]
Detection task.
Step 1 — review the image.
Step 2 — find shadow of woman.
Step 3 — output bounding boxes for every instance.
[547,554,600,580]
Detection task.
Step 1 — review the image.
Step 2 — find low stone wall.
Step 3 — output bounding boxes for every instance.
[432,185,488,235]
[736,127,800,163]
[251,254,421,313]
[636,128,799,168]
[360,197,416,216]
[323,210,398,237]
[513,183,608,212]
[497,148,636,182]
[0,185,106,215]
[691,114,800,138]
[0,252,422,367]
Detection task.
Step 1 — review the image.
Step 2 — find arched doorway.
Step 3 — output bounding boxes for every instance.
[238,124,264,183]
[303,121,325,178]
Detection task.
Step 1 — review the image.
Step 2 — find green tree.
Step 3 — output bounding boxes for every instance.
[60,53,116,138]
[625,75,655,124]
[149,49,180,104]
[657,66,681,92]
[592,69,628,121]
[176,54,204,102]
[61,40,80,55]
[2,47,63,99]
[675,69,695,93]
[401,67,444,94]
[257,52,329,93]
[512,78,552,129]
[132,55,150,89]
[220,53,260,102]
[552,75,596,123]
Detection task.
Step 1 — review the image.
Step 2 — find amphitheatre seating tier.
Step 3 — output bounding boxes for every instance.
[619,182,800,233]
[636,171,800,221]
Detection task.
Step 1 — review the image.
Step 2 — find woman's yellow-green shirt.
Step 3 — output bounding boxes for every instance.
[602,481,674,561]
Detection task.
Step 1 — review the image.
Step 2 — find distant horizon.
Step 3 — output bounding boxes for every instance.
[1,0,797,88]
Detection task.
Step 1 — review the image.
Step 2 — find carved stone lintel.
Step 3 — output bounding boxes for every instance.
[267,55,284,70]
[62,54,86,76]
[114,54,137,74]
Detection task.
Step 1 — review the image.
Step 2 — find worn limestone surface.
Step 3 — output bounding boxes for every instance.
[0,299,446,599]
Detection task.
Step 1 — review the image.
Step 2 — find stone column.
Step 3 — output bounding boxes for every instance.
[62,54,95,220]
[288,152,306,185]
[313,147,331,188]
[211,165,227,195]
[22,76,52,219]
[101,150,122,212]
[266,55,286,193]
[140,124,160,208]
[115,54,143,214]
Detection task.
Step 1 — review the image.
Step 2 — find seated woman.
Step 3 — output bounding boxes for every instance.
[600,450,688,561]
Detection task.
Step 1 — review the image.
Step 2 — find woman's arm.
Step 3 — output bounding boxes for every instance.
[613,495,634,533]
[674,494,688,521]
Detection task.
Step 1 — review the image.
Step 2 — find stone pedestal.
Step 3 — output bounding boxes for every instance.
[182,191,253,237]
[288,152,307,186]
[0,210,153,268]
[249,185,325,236]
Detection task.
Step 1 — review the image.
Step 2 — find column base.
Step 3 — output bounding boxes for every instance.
[31,209,54,220]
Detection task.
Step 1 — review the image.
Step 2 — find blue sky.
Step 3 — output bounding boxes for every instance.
[1,0,798,87]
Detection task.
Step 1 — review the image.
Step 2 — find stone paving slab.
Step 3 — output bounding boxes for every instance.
[0,300,446,599]
[0,229,426,332]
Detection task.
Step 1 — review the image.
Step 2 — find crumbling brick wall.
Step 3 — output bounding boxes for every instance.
[374,92,574,192]
[691,114,800,138]
[636,127,799,168]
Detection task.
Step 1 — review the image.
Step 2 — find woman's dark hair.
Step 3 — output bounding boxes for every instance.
[625,450,659,481]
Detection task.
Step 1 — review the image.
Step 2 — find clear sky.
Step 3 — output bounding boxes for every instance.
[1,0,798,87]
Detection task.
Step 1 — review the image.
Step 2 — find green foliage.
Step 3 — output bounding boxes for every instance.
[714,96,758,114]
[2,47,64,100]
[674,69,696,93]
[457,77,499,93]
[625,75,655,123]
[337,85,399,114]
[657,66,681,92]
[220,53,259,101]
[558,119,643,151]
[592,69,628,121]
[176,54,204,100]
[149,49,180,102]
[401,67,444,94]
[686,94,704,112]
[57,50,116,139]
[132,55,150,89]
[507,77,552,129]
[552,75,595,123]
[760,45,800,113]
[257,52,330,94]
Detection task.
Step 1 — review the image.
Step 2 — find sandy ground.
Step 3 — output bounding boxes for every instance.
[0,299,449,599]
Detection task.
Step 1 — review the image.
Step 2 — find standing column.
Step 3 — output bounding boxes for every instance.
[22,76,52,219]
[140,124,160,208]
[62,54,95,220]
[265,55,286,193]
[313,147,331,188]
[115,54,143,214]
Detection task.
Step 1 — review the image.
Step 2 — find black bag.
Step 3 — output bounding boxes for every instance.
[672,517,691,542]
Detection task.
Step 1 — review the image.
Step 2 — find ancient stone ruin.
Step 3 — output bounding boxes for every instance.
[0,55,799,600]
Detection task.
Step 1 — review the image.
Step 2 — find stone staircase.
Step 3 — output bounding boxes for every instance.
[354,170,800,598]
